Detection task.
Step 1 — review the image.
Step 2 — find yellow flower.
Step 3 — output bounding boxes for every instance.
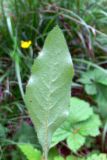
[21,40,32,49]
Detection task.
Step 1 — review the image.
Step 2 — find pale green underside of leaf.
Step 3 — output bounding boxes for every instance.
[24,26,74,154]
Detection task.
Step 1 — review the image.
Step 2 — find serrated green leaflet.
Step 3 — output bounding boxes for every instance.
[78,114,101,136]
[66,153,107,160]
[87,153,107,160]
[79,68,107,118]
[69,97,93,123]
[24,26,74,159]
[52,97,101,152]
[18,143,41,160]
[67,133,85,153]
[54,156,64,160]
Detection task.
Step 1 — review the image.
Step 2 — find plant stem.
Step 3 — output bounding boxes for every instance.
[76,0,80,14]
[42,152,48,160]
[15,61,24,101]
[102,120,107,151]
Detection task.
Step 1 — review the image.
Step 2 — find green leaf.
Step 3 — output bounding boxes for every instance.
[48,148,59,160]
[51,125,71,147]
[54,156,64,160]
[93,69,107,85]
[87,153,107,160]
[24,26,74,157]
[52,98,101,152]
[18,143,41,160]
[70,98,93,123]
[85,84,97,95]
[66,153,107,160]
[78,114,101,136]
[67,155,85,160]
[79,68,107,86]
[0,124,8,138]
[14,122,40,149]
[95,84,107,118]
[79,68,107,118]
[67,133,85,153]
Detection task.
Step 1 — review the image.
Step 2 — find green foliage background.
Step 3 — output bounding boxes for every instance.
[0,0,107,159]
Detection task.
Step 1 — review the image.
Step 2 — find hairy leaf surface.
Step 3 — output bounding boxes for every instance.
[24,26,74,156]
